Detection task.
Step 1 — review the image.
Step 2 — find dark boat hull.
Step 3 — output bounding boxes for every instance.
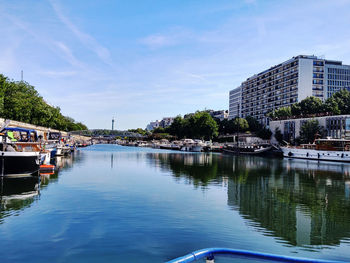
[0,152,40,177]
[222,146,272,156]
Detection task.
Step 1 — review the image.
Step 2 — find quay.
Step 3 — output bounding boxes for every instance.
[0,118,92,146]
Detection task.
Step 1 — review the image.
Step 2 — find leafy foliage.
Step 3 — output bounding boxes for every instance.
[0,74,87,131]
[268,90,350,119]
[274,128,284,144]
[245,116,261,132]
[165,111,218,140]
[256,127,272,140]
[232,117,249,132]
[299,119,324,144]
[128,128,149,136]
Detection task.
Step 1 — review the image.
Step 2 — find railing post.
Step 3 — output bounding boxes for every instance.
[206,254,214,263]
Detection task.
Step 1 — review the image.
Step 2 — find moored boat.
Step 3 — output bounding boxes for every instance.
[281,138,350,162]
[223,143,272,155]
[0,147,40,177]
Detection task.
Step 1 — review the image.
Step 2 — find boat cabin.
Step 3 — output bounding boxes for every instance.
[315,138,350,151]
[3,127,38,142]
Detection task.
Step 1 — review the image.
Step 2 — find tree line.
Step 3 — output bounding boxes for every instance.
[151,111,272,140]
[268,89,350,119]
[0,74,87,131]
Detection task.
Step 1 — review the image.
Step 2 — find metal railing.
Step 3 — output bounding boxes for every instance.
[166,248,345,263]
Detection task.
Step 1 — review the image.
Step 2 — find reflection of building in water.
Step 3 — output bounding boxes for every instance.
[227,158,350,246]
[146,153,218,187]
[146,151,350,246]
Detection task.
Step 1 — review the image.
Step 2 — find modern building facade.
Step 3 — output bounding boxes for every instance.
[325,62,350,98]
[228,86,241,120]
[270,115,350,142]
[230,55,350,125]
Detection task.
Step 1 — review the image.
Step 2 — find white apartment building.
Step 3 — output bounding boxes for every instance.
[230,55,350,125]
[146,117,175,131]
[228,86,241,120]
[146,120,161,131]
[209,110,228,121]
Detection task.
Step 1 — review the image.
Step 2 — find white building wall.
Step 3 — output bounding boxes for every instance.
[229,86,241,120]
[298,58,314,101]
[270,115,350,141]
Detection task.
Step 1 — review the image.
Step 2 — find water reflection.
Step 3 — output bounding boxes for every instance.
[0,176,40,220]
[0,152,82,221]
[147,152,350,248]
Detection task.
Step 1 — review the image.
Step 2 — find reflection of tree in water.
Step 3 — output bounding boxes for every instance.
[147,152,350,247]
[227,158,350,247]
[146,153,219,187]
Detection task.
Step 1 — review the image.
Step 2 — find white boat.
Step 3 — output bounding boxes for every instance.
[180,139,205,152]
[281,138,350,162]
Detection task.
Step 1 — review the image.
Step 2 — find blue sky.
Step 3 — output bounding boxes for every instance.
[1,0,350,130]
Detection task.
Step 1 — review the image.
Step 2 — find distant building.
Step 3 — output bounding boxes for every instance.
[230,55,350,125]
[270,115,350,142]
[160,117,174,128]
[228,86,241,120]
[208,110,228,121]
[146,120,160,131]
[146,117,175,131]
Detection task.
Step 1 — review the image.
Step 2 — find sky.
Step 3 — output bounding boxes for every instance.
[1,0,350,130]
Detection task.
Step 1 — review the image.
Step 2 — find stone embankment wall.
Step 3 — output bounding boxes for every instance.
[0,118,91,142]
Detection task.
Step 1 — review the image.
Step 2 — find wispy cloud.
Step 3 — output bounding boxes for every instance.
[140,34,176,49]
[49,0,112,66]
[244,0,257,4]
[39,70,77,77]
[3,13,87,69]
[53,41,84,68]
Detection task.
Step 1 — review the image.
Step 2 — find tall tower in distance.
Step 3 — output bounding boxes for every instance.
[112,117,115,131]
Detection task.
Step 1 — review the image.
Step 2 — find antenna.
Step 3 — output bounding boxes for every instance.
[112,116,115,131]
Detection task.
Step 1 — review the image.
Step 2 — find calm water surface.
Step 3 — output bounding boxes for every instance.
[1,144,350,262]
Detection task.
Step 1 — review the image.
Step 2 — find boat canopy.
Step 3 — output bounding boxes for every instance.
[48,132,61,140]
[3,127,38,142]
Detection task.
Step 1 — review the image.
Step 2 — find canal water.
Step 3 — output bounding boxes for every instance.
[1,144,350,262]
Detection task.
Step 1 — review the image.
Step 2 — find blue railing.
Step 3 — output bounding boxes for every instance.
[166,248,346,263]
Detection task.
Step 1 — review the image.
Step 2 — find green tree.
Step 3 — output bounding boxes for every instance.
[128,128,148,136]
[291,103,302,116]
[299,96,323,115]
[331,89,350,114]
[0,73,87,131]
[186,111,218,140]
[274,128,284,144]
[231,117,249,133]
[167,116,185,138]
[245,116,262,132]
[299,119,324,144]
[323,97,341,115]
[256,127,272,140]
[152,127,166,133]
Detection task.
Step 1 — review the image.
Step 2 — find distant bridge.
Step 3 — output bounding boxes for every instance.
[70,129,146,143]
